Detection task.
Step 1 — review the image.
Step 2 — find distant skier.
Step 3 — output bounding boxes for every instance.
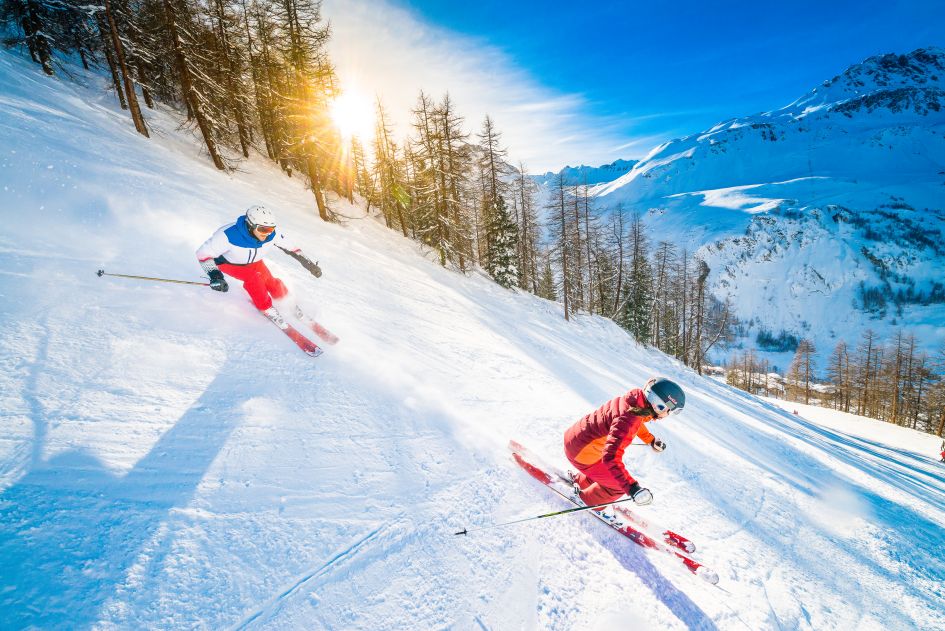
[196,205,321,328]
[564,377,684,509]
[940,440,945,463]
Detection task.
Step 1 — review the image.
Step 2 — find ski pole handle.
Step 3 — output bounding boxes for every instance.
[97,269,210,286]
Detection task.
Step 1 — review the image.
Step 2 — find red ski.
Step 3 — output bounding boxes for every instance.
[509,440,718,584]
[509,441,695,553]
[281,324,323,357]
[306,319,338,345]
[612,505,696,554]
[263,309,323,357]
[292,304,339,345]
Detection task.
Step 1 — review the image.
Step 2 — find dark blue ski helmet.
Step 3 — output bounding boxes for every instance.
[643,377,685,415]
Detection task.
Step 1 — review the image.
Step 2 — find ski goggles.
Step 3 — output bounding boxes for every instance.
[648,391,682,416]
[252,224,276,235]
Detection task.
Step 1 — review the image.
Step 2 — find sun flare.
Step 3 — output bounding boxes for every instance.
[329,89,375,142]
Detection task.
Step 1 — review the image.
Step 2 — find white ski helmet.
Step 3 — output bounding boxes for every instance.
[245,204,277,231]
[643,377,685,416]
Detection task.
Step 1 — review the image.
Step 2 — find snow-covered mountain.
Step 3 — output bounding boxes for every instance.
[533,158,638,187]
[593,48,945,358]
[1,49,944,630]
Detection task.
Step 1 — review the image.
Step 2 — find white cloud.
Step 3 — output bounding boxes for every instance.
[322,0,645,172]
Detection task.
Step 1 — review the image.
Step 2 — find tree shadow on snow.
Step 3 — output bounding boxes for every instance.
[0,359,242,629]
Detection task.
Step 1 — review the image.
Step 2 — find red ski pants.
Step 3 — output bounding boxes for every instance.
[218,261,288,310]
[567,458,626,508]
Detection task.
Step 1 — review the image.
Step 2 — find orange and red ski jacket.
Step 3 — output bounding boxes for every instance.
[563,388,657,494]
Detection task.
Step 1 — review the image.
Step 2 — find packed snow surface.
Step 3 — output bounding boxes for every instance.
[1,52,944,630]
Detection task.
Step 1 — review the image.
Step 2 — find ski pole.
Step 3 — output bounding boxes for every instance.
[454,496,636,536]
[96,269,210,287]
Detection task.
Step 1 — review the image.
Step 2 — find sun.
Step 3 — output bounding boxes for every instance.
[329,88,375,142]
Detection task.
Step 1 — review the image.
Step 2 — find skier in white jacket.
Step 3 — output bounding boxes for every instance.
[196,205,321,327]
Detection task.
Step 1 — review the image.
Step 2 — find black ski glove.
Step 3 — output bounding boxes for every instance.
[301,257,322,278]
[627,482,653,506]
[208,269,228,292]
[278,246,322,278]
[651,438,666,452]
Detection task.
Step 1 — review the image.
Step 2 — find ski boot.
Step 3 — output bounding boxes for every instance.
[566,470,583,502]
[261,306,288,330]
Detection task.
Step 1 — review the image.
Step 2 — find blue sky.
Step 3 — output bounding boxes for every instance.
[325,0,945,172]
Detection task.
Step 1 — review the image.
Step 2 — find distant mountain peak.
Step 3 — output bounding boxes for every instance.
[533,158,638,186]
[786,47,945,116]
[587,46,945,358]
[827,47,945,92]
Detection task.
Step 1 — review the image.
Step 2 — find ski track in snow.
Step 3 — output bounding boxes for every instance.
[1,50,944,630]
[231,522,391,630]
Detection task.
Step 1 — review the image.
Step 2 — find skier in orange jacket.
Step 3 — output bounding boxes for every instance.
[564,377,685,508]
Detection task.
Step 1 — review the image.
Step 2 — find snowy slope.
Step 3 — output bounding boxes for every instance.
[1,51,944,630]
[591,48,945,359]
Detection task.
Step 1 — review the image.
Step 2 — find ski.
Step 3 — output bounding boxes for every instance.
[292,304,339,345]
[612,504,696,554]
[263,308,323,357]
[509,440,718,584]
[281,325,323,357]
[509,441,695,553]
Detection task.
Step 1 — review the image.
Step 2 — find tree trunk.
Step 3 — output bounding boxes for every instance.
[95,14,127,110]
[104,0,149,137]
[24,1,53,75]
[214,0,250,158]
[163,0,225,168]
[558,175,570,321]
[306,153,331,221]
[583,183,594,314]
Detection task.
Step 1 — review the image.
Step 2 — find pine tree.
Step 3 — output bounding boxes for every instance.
[407,91,470,269]
[350,137,374,208]
[1,0,73,75]
[547,172,576,320]
[826,341,851,412]
[569,187,586,312]
[265,0,335,218]
[513,162,540,293]
[105,0,149,136]
[372,99,408,235]
[486,195,518,288]
[437,93,472,271]
[930,345,945,436]
[536,249,557,301]
[855,329,878,416]
[788,339,817,403]
[608,209,627,319]
[621,213,653,341]
[650,241,677,350]
[580,178,598,313]
[163,0,225,167]
[208,0,251,157]
[408,91,444,261]
[477,115,508,270]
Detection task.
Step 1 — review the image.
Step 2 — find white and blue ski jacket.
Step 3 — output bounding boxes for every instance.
[196,216,302,270]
